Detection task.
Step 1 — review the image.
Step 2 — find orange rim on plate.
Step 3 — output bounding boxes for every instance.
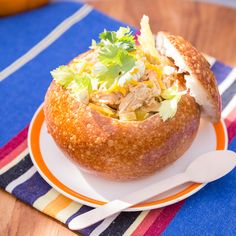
[28,105,227,209]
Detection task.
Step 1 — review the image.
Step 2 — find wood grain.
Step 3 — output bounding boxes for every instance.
[91,0,236,66]
[0,190,76,236]
[1,1,235,236]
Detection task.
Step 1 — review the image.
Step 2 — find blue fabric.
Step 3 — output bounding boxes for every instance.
[222,79,236,109]
[0,3,134,147]
[211,61,232,85]
[162,137,236,236]
[12,172,51,205]
[0,3,83,71]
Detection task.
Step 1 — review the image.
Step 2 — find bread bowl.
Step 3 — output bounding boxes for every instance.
[44,16,221,181]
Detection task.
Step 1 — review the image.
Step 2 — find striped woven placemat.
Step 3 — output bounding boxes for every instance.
[0,2,236,235]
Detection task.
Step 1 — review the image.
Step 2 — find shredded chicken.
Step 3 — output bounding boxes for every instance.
[141,98,160,112]
[91,92,122,107]
[148,71,161,96]
[119,84,153,113]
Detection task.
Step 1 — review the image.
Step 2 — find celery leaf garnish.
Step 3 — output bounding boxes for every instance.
[95,44,135,88]
[97,27,136,52]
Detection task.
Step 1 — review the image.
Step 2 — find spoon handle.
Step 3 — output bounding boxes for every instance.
[69,172,188,230]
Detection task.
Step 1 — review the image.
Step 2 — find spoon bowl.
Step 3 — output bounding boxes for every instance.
[186,150,236,183]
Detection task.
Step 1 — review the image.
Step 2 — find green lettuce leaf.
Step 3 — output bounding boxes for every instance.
[138,15,159,58]
[50,66,74,88]
[67,74,92,103]
[74,74,92,92]
[51,65,93,103]
[51,65,92,92]
[161,85,179,100]
[69,82,89,103]
[158,95,181,121]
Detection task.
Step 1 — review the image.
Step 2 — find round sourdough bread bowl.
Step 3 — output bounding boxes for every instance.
[44,32,221,181]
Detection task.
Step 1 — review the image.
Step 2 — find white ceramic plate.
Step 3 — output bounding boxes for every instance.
[28,104,228,211]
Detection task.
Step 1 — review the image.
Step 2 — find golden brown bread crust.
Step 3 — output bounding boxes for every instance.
[157,32,221,123]
[44,81,200,181]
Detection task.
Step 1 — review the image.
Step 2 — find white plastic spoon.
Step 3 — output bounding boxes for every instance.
[69,150,236,230]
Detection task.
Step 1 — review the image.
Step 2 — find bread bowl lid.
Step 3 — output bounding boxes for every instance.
[156,31,221,123]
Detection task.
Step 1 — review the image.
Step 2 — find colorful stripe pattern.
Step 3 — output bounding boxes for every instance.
[0,2,236,235]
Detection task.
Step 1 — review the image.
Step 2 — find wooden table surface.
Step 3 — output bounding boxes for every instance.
[1,0,236,235]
